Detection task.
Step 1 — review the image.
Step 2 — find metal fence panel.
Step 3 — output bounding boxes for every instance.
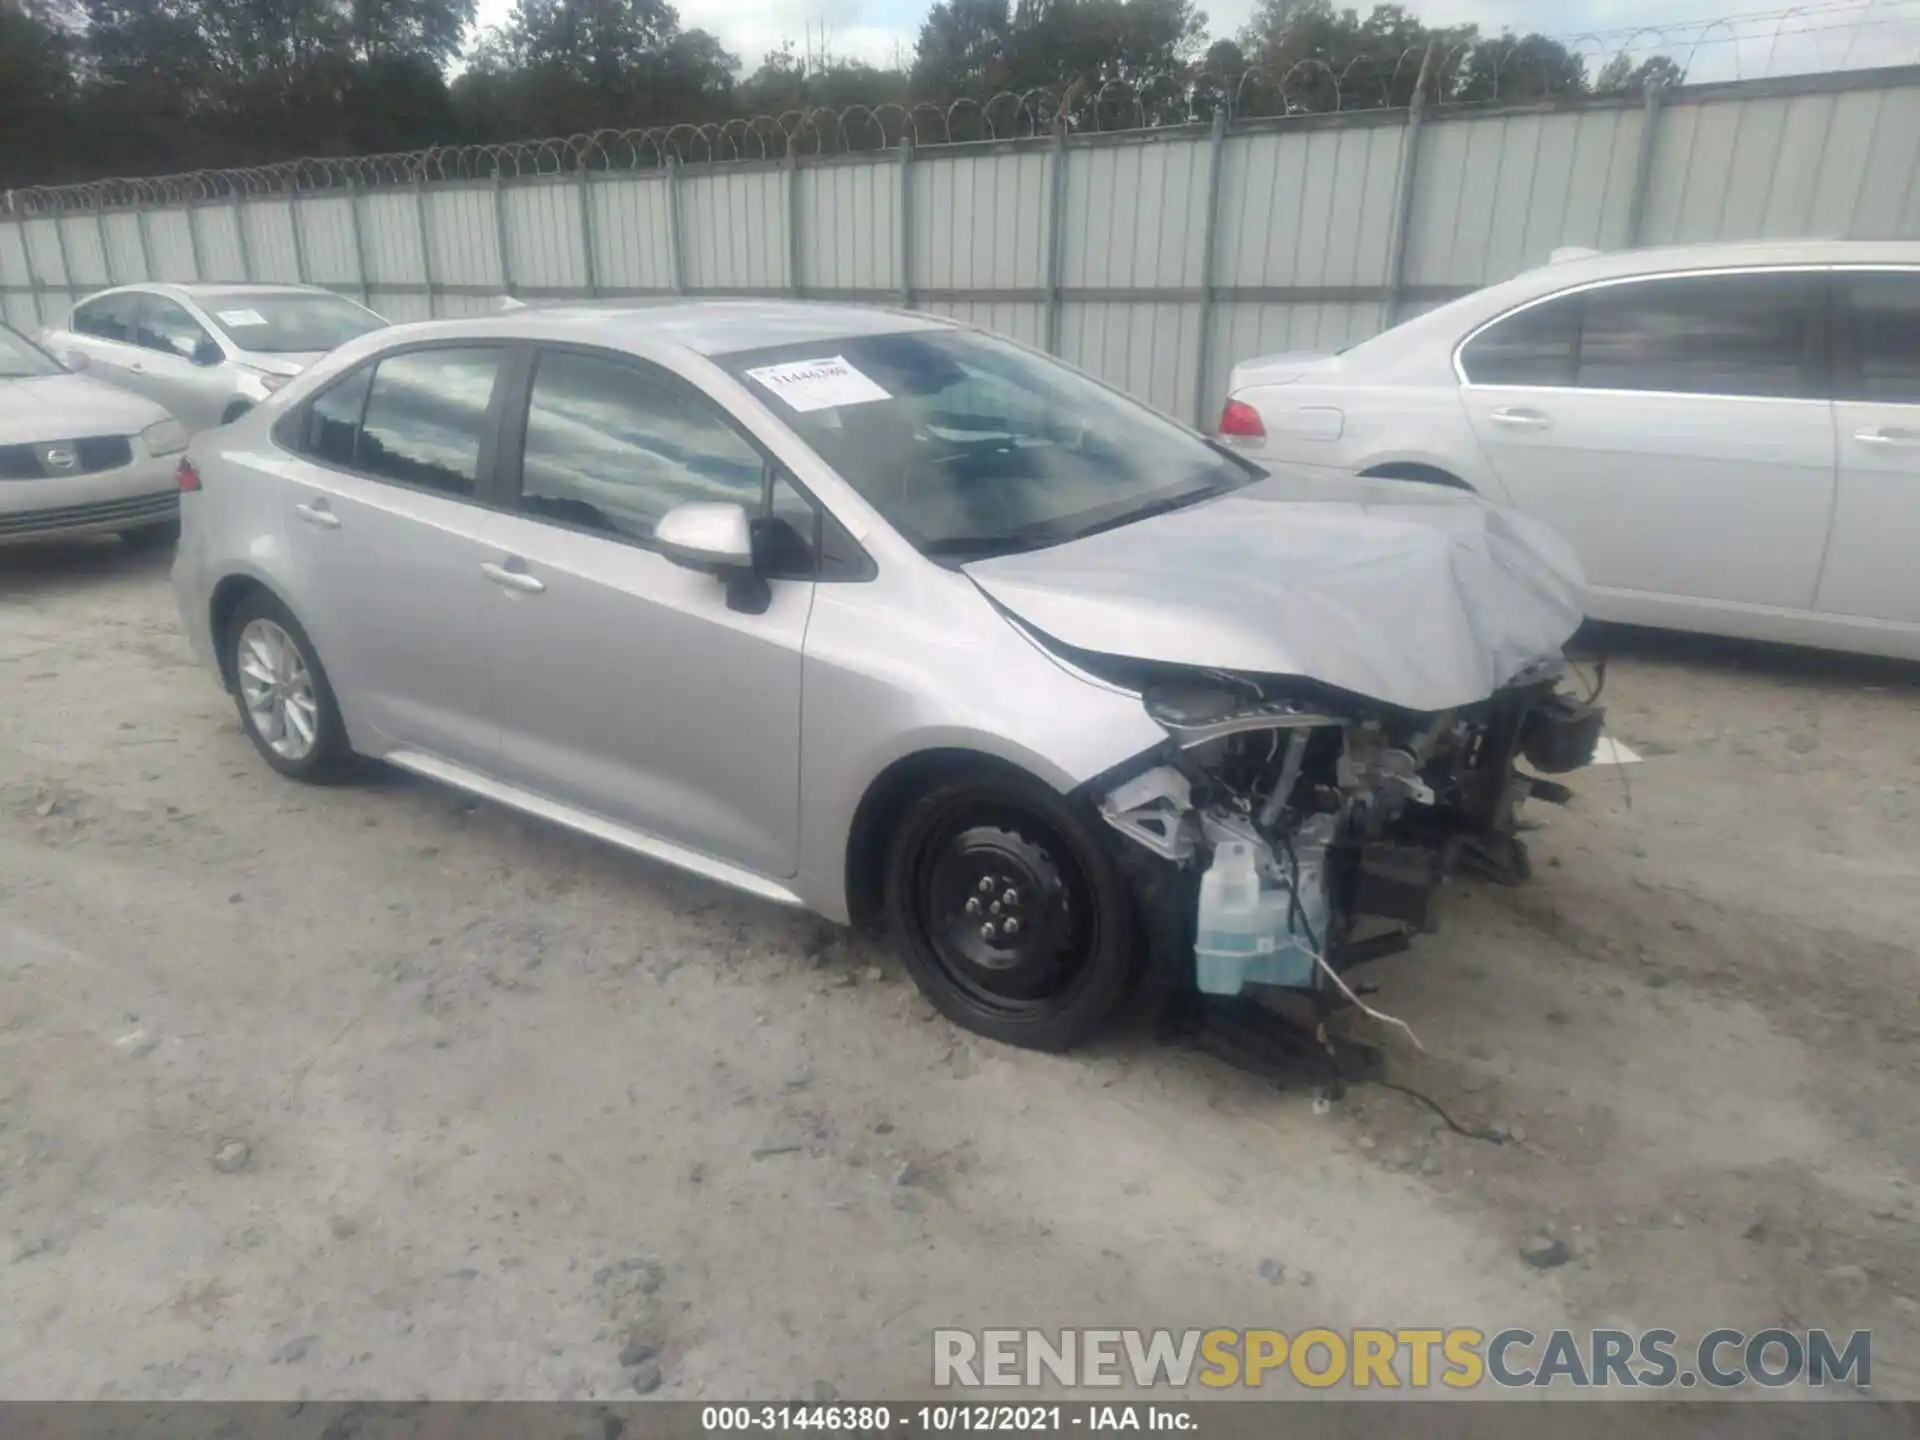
[681,168,788,290]
[240,199,302,283]
[591,174,676,291]
[194,204,246,278]
[1062,136,1207,289]
[143,209,198,281]
[358,189,419,287]
[922,299,1045,348]
[799,160,898,293]
[912,149,1051,291]
[299,195,361,290]
[59,214,110,289]
[501,180,586,292]
[102,212,146,282]
[1217,124,1401,289]
[425,186,502,289]
[0,222,34,328]
[1059,300,1202,421]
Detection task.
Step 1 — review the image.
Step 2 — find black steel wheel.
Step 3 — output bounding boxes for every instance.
[884,768,1138,1052]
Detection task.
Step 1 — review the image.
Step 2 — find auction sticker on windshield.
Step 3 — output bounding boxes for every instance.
[217,309,268,327]
[745,355,890,412]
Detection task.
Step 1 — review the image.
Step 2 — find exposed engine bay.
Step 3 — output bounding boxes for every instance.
[1092,662,1606,1003]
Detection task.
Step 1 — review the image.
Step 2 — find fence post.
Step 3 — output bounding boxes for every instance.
[348,179,371,307]
[288,187,309,284]
[1191,105,1230,428]
[95,205,115,286]
[49,213,76,310]
[494,173,516,298]
[1383,38,1439,328]
[185,202,206,280]
[232,194,254,279]
[1045,122,1069,355]
[1624,78,1667,247]
[134,206,154,280]
[413,175,436,317]
[787,146,802,297]
[665,155,686,295]
[898,136,913,309]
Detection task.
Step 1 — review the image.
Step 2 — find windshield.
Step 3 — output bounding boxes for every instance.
[0,324,61,379]
[199,291,386,354]
[720,328,1257,560]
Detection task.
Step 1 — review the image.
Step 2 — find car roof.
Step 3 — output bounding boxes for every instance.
[1504,237,1920,289]
[84,282,343,304]
[375,299,954,359]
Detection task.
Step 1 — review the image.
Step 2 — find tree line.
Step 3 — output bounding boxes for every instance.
[1,0,1683,190]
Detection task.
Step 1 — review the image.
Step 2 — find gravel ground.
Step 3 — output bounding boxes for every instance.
[2,540,1918,1402]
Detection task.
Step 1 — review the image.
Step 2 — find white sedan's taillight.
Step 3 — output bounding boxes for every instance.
[1217,398,1266,439]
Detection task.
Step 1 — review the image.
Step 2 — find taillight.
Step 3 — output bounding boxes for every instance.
[176,458,201,492]
[1218,398,1266,439]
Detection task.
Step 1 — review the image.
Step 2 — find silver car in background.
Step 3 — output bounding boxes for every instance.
[172,302,1603,1052]
[39,283,387,433]
[1,322,187,547]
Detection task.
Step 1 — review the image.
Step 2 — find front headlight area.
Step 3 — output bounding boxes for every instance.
[141,418,189,457]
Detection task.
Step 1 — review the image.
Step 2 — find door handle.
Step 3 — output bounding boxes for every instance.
[1853,427,1920,449]
[1489,407,1551,430]
[294,501,341,530]
[481,560,545,594]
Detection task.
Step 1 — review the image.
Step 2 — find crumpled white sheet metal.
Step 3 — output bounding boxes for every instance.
[964,474,1588,714]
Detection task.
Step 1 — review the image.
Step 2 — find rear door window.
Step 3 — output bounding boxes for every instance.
[1836,270,1920,404]
[1575,271,1822,398]
[302,366,375,468]
[1459,294,1580,386]
[71,292,142,345]
[356,348,504,498]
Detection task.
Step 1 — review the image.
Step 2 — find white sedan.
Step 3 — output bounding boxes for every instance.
[1220,239,1920,661]
[0,323,186,548]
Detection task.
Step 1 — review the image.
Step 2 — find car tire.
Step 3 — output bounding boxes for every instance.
[120,518,180,550]
[884,767,1138,1052]
[224,590,358,783]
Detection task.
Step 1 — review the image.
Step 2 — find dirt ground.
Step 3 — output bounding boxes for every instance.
[2,539,1917,1404]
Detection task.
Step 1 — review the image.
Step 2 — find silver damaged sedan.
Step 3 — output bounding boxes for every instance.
[172,302,1605,1051]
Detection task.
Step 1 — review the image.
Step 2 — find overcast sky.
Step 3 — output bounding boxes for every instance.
[468,0,1920,89]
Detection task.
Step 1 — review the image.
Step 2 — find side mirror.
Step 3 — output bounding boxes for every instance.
[655,501,754,575]
[192,338,224,367]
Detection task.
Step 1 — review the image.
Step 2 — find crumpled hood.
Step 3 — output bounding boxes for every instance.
[233,351,326,377]
[964,475,1588,713]
[0,372,170,444]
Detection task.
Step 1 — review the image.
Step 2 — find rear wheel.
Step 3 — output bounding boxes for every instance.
[884,768,1137,1052]
[224,590,357,782]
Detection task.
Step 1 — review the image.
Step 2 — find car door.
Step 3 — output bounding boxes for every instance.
[1818,268,1920,627]
[276,344,510,772]
[131,295,228,432]
[1459,269,1835,610]
[482,344,816,879]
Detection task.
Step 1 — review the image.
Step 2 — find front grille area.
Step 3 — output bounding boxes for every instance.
[0,490,177,538]
[0,435,135,480]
